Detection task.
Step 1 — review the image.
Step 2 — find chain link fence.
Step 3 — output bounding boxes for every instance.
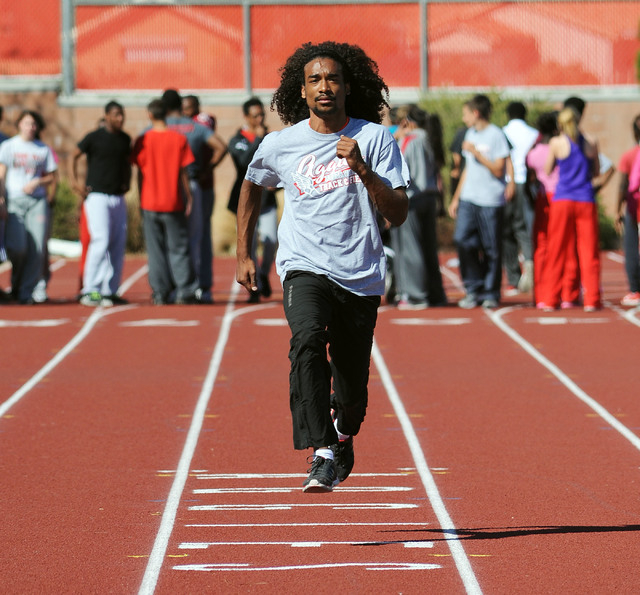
[2,1,639,92]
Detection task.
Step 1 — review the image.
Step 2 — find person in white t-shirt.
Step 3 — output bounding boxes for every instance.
[0,110,57,303]
[236,41,409,493]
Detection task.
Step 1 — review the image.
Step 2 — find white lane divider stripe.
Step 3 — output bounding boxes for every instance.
[487,306,640,453]
[372,340,483,595]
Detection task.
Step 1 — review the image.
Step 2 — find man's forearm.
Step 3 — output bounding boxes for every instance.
[356,164,408,226]
[236,180,264,257]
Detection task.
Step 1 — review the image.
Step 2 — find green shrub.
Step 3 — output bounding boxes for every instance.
[597,200,619,250]
[51,179,79,241]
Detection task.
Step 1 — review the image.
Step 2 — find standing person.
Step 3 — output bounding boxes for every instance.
[72,101,131,306]
[618,115,640,306]
[448,95,512,309]
[540,107,601,312]
[0,105,10,267]
[161,89,226,299]
[616,115,640,306]
[391,104,446,309]
[131,99,199,305]
[0,110,57,304]
[228,97,279,302]
[502,101,539,295]
[236,41,409,492]
[182,94,227,303]
[525,111,559,307]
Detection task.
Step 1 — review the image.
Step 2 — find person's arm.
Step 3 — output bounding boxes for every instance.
[235,179,263,292]
[207,133,228,168]
[616,171,628,234]
[180,167,193,217]
[544,138,559,176]
[337,135,408,227]
[504,155,515,201]
[22,171,56,196]
[462,140,506,179]
[47,170,59,205]
[448,167,467,219]
[0,163,7,220]
[72,147,90,198]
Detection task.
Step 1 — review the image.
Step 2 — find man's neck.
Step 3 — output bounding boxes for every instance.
[308,111,349,134]
[151,120,167,131]
[474,119,490,132]
[166,110,181,119]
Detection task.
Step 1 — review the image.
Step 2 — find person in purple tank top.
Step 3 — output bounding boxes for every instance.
[540,107,601,312]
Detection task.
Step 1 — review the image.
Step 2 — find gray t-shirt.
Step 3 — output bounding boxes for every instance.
[0,135,57,200]
[246,117,409,296]
[460,123,510,207]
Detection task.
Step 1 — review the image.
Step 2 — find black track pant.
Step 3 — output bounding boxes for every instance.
[283,271,380,450]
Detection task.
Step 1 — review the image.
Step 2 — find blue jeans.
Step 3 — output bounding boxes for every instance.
[624,209,640,293]
[454,200,504,302]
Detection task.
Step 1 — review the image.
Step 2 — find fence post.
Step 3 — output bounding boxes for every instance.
[61,0,75,96]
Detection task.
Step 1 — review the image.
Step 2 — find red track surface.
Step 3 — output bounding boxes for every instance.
[1,253,639,594]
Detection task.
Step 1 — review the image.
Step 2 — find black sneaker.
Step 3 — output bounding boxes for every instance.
[331,436,354,483]
[302,456,338,493]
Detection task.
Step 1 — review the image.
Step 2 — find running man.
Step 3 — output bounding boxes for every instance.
[236,41,409,492]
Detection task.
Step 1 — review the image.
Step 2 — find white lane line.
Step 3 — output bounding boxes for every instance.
[441,263,465,292]
[606,251,625,263]
[173,561,441,572]
[120,319,200,327]
[137,289,275,595]
[179,541,432,550]
[50,258,67,272]
[486,306,640,453]
[372,340,483,595]
[118,264,148,295]
[607,301,640,328]
[0,305,134,418]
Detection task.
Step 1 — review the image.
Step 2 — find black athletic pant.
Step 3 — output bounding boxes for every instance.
[283,271,380,450]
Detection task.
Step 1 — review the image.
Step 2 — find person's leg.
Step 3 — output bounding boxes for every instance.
[532,190,550,305]
[198,187,214,294]
[257,205,278,296]
[164,211,198,301]
[454,201,484,301]
[575,201,601,309]
[5,196,29,298]
[541,200,572,308]
[328,285,379,438]
[513,184,534,292]
[20,197,48,302]
[82,192,111,295]
[389,225,406,301]
[282,271,337,450]
[396,196,428,303]
[105,194,128,296]
[502,197,521,287]
[422,191,446,304]
[142,210,172,302]
[476,204,504,303]
[186,180,202,286]
[623,209,640,293]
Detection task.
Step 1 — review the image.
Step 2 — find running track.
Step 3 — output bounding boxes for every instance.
[1,253,639,594]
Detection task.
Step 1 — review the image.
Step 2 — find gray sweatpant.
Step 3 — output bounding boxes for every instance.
[5,195,48,301]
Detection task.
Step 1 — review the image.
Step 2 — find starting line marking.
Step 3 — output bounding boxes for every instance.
[184,522,430,528]
[255,318,288,326]
[193,486,413,494]
[119,319,200,327]
[178,540,434,549]
[391,318,471,326]
[189,503,418,511]
[173,562,441,572]
[524,317,609,325]
[0,318,70,328]
[183,472,415,479]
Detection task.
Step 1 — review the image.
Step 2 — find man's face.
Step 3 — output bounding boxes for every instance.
[462,104,477,128]
[18,114,37,140]
[301,57,349,118]
[105,107,124,131]
[245,105,265,130]
[182,98,198,118]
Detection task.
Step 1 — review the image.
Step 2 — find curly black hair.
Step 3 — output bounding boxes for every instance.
[271,41,389,125]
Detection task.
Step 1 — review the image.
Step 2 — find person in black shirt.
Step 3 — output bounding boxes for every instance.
[72,101,131,306]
